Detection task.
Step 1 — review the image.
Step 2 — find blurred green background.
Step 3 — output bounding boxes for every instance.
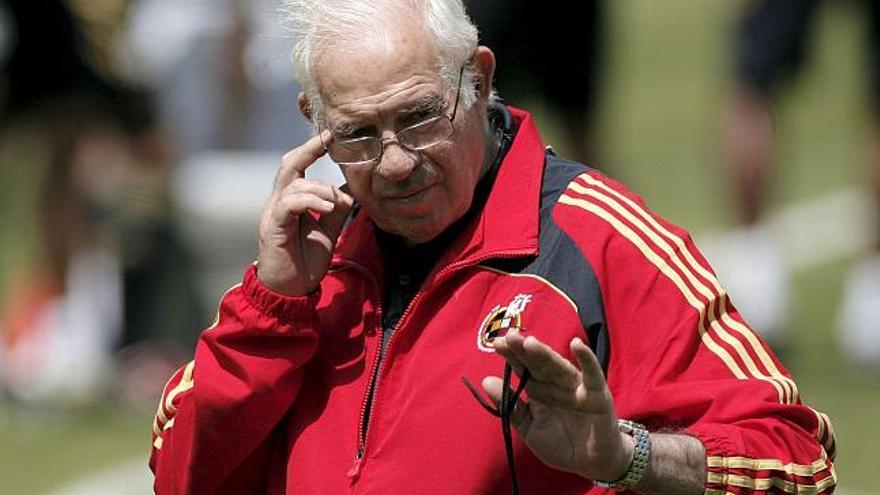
[1,0,877,493]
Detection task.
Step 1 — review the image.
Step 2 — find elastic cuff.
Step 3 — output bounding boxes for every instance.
[685,424,734,457]
[242,264,320,319]
[684,424,736,491]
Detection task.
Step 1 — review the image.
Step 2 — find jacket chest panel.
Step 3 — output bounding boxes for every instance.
[368,266,585,442]
[283,266,587,492]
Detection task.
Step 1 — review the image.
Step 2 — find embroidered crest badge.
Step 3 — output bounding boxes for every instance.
[477,293,533,352]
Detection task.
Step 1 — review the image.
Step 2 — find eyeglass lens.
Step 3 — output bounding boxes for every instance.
[327,115,453,166]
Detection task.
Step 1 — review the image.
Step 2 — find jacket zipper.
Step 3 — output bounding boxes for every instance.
[342,260,383,481]
[342,249,534,481]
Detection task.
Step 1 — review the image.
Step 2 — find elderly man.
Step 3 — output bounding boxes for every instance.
[150,1,837,494]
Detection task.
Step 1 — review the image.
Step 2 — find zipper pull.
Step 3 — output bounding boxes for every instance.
[346,447,365,479]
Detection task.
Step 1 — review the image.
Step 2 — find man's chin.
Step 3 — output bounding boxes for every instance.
[376,215,448,245]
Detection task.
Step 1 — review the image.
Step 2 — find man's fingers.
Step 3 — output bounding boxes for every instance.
[571,337,607,393]
[492,335,612,412]
[480,376,533,430]
[318,187,355,239]
[488,344,529,381]
[521,378,583,407]
[282,178,351,204]
[270,193,338,227]
[495,334,581,389]
[294,181,354,238]
[274,130,332,189]
[271,179,354,227]
[492,339,526,369]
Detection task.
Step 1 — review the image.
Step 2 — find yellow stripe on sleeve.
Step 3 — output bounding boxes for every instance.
[558,193,787,402]
[567,181,795,403]
[706,452,837,494]
[164,360,195,417]
[706,472,836,495]
[557,195,753,382]
[578,174,800,402]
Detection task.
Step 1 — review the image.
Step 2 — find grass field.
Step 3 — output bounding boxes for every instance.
[1,1,878,493]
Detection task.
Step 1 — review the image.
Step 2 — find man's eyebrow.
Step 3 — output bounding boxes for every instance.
[330,121,360,137]
[400,94,446,114]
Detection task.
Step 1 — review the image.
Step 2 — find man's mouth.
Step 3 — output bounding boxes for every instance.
[384,183,435,202]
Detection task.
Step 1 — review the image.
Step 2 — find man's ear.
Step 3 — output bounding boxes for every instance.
[472,46,496,101]
[298,92,312,122]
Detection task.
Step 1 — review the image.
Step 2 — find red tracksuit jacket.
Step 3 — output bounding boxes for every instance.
[150,107,837,494]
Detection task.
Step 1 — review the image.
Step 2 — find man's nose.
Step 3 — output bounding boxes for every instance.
[376,135,419,182]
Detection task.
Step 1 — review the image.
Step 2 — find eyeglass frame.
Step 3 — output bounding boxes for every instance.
[318,64,466,167]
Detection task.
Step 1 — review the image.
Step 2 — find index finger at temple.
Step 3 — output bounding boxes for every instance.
[275,131,331,189]
[571,338,607,392]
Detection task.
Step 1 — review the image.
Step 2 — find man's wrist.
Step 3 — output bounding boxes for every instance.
[244,264,321,319]
[254,260,317,297]
[595,420,652,490]
[608,430,636,482]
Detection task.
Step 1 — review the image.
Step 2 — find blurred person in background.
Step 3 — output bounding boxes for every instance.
[0,0,323,409]
[150,1,836,493]
[722,0,880,366]
[464,0,605,166]
[123,0,313,159]
[122,0,326,326]
[0,0,201,407]
[121,0,347,404]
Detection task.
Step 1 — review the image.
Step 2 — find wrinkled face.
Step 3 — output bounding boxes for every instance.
[313,25,490,244]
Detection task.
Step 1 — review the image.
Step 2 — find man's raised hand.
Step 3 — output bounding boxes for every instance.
[256,131,353,296]
[481,333,634,484]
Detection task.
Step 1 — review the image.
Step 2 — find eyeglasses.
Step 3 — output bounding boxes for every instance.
[321,65,465,167]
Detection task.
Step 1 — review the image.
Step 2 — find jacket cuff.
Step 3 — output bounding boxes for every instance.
[684,424,737,492]
[242,264,320,320]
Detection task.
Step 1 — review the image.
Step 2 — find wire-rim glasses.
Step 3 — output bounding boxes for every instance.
[320,65,466,168]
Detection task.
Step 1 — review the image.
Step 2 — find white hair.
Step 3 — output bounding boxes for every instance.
[281,0,479,126]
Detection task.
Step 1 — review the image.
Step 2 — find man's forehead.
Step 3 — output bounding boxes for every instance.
[314,22,441,96]
[315,54,446,125]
